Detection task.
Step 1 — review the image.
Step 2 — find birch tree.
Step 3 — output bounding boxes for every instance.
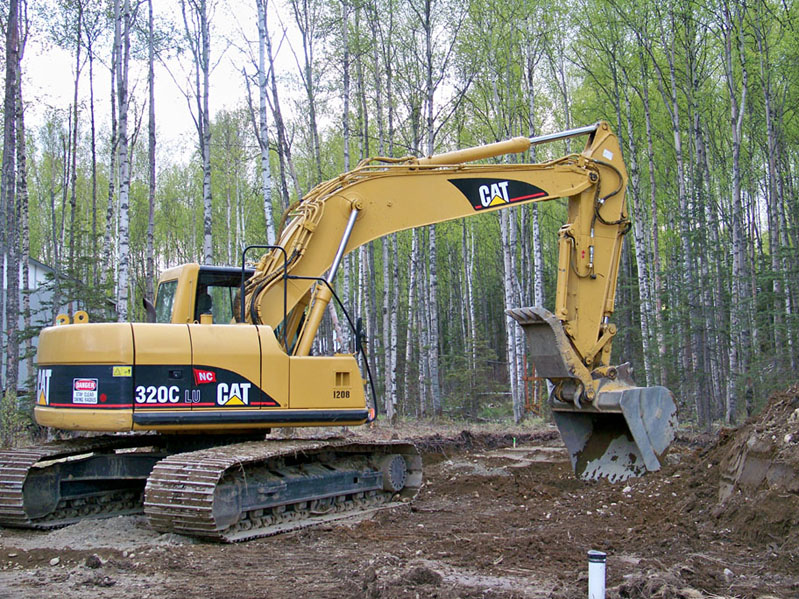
[17,10,32,385]
[181,0,214,264]
[66,1,83,277]
[719,0,749,423]
[114,0,133,320]
[1,0,20,393]
[289,0,323,185]
[145,0,156,304]
[254,0,275,244]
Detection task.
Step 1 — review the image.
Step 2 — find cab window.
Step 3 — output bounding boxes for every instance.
[195,269,250,324]
[155,280,178,323]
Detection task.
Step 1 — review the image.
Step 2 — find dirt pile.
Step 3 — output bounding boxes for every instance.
[2,420,799,598]
[411,428,559,455]
[609,568,705,599]
[711,385,799,549]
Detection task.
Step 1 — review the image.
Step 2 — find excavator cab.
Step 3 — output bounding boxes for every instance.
[153,264,254,325]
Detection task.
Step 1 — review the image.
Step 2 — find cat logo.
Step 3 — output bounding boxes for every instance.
[37,369,52,406]
[217,382,251,406]
[480,180,511,207]
[449,178,547,211]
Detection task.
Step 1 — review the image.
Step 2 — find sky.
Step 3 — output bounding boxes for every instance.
[21,0,298,162]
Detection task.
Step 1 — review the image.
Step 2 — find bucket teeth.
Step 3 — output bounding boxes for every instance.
[553,385,677,482]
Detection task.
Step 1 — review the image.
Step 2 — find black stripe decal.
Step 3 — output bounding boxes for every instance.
[133,409,369,426]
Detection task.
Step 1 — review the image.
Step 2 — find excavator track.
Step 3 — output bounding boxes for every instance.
[144,439,422,543]
[0,435,166,529]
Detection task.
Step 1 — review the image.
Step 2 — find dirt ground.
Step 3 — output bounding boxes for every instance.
[1,394,798,599]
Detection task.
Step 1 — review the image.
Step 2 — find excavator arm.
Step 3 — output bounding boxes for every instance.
[242,121,676,481]
[246,123,622,362]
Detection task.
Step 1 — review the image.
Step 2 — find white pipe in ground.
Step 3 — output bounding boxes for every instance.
[587,550,606,599]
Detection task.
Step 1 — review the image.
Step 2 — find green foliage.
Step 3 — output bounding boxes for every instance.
[441,338,509,420]
[0,391,29,449]
[10,0,799,429]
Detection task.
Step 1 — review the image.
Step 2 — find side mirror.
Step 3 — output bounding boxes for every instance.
[143,297,157,323]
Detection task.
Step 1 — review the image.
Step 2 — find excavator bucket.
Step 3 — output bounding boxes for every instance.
[508,307,678,482]
[552,385,677,482]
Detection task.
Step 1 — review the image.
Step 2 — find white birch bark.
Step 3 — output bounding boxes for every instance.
[289,0,323,184]
[389,233,399,419]
[67,3,82,277]
[644,7,695,410]
[86,20,99,285]
[500,210,521,422]
[115,0,132,321]
[721,0,749,424]
[622,87,653,386]
[422,0,441,415]
[753,2,790,371]
[146,0,156,305]
[17,59,33,385]
[638,48,666,386]
[403,230,419,407]
[180,0,213,264]
[262,6,298,206]
[1,0,20,392]
[382,237,393,421]
[255,0,275,244]
[102,39,118,283]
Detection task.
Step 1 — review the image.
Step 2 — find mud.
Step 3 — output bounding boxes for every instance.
[0,409,797,598]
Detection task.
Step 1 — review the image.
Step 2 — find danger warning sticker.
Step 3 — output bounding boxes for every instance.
[73,378,99,404]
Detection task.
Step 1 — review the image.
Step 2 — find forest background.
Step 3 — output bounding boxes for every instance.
[1,0,797,439]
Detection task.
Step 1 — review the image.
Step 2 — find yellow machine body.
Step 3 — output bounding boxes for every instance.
[34,121,677,481]
[35,323,366,433]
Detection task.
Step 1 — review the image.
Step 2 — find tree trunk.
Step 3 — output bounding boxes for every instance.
[638,49,666,386]
[403,230,419,409]
[500,210,522,422]
[255,0,275,244]
[422,0,441,415]
[389,234,399,419]
[262,11,298,208]
[17,56,32,387]
[290,0,323,185]
[200,2,212,264]
[1,0,20,394]
[622,87,653,386]
[721,0,749,424]
[68,3,82,278]
[180,0,213,264]
[87,34,99,286]
[145,0,156,305]
[115,0,132,321]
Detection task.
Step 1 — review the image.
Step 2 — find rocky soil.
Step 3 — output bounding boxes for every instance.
[1,392,798,599]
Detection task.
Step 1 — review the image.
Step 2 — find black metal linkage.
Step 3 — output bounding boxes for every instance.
[286,275,378,422]
[240,245,288,349]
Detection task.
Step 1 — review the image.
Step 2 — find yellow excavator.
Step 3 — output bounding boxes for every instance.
[0,121,676,542]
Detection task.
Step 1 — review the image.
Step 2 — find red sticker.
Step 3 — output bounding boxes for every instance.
[74,379,98,391]
[193,369,217,385]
